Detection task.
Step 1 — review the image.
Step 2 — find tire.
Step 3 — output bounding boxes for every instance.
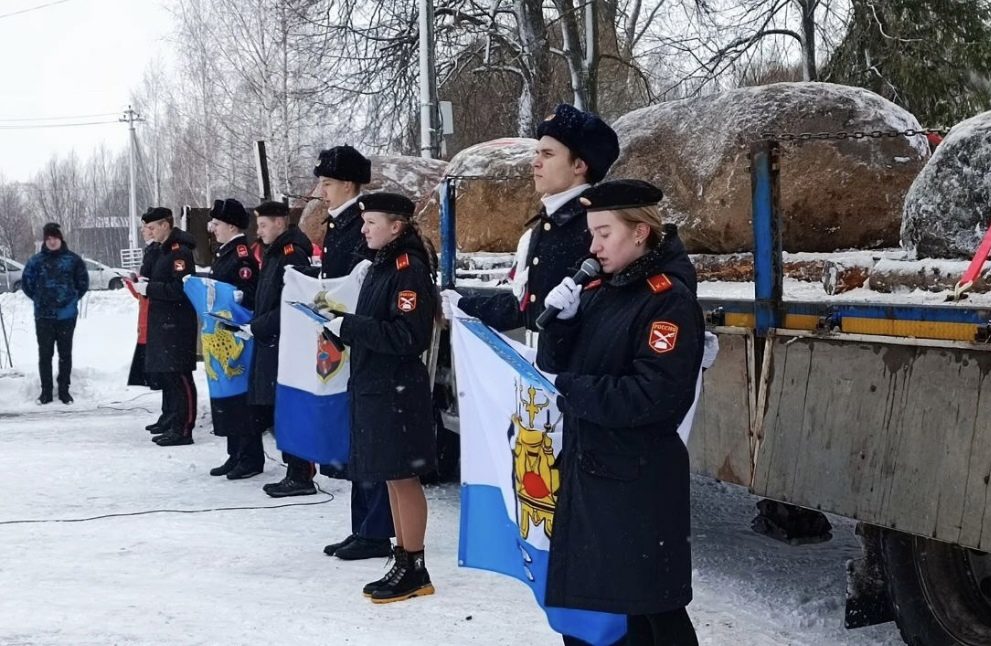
[882,530,991,645]
[108,277,123,290]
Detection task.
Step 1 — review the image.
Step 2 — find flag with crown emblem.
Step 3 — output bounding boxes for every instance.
[452,308,628,646]
[183,276,255,399]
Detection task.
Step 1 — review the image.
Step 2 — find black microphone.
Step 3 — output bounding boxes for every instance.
[535,258,601,330]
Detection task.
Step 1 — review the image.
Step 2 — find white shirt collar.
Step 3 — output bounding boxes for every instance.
[541,183,591,216]
[328,195,361,219]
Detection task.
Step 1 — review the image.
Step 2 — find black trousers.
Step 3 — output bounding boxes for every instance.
[562,608,698,646]
[243,405,272,471]
[352,480,395,540]
[211,394,251,460]
[156,372,197,436]
[36,318,76,396]
[284,451,315,483]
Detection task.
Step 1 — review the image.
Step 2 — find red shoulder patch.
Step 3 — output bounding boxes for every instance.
[647,274,673,294]
[236,244,249,258]
[583,278,602,291]
[173,259,187,273]
[171,242,180,251]
[648,321,679,354]
[397,290,417,312]
[395,253,410,271]
[283,243,294,256]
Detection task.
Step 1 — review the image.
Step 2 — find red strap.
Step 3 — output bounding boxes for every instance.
[959,226,991,287]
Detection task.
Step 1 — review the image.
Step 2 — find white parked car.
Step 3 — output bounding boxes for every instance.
[83,257,129,290]
[0,257,24,293]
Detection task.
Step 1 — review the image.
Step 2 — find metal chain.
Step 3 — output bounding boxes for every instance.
[761,127,948,142]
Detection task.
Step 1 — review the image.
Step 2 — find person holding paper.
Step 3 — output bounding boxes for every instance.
[536,180,704,646]
[320,192,438,603]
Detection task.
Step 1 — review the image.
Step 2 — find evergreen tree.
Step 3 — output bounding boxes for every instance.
[826,0,991,127]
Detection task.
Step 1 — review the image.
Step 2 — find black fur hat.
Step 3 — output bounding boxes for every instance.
[210,198,249,229]
[536,104,620,184]
[313,145,372,184]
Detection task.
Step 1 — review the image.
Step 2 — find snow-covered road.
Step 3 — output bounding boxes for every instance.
[0,291,907,645]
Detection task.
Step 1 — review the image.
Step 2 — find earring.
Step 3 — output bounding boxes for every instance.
[635,238,642,246]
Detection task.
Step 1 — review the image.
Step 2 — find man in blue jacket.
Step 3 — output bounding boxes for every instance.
[22,222,89,404]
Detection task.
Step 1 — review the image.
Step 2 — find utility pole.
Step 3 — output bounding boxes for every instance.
[418,0,439,159]
[120,105,144,251]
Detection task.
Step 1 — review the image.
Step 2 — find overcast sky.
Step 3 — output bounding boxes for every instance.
[0,0,169,182]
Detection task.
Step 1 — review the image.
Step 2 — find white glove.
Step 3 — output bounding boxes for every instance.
[132,281,148,296]
[323,316,343,337]
[544,277,581,320]
[702,331,719,370]
[181,274,192,284]
[233,290,243,304]
[441,289,462,320]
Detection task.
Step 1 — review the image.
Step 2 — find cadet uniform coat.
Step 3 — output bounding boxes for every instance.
[248,227,311,406]
[144,229,197,374]
[337,230,437,482]
[210,235,259,309]
[320,201,373,279]
[536,233,704,616]
[458,197,590,332]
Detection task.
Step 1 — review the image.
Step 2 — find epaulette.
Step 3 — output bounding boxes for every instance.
[236,244,249,258]
[283,243,295,256]
[583,278,602,291]
[396,253,410,271]
[647,274,673,294]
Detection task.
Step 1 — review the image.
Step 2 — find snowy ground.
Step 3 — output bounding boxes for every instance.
[0,291,906,645]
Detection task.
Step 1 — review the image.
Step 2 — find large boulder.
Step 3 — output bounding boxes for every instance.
[901,112,991,258]
[296,154,448,245]
[609,82,930,253]
[417,138,540,252]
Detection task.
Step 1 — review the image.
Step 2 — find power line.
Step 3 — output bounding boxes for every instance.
[0,0,75,21]
[0,120,122,130]
[0,112,120,123]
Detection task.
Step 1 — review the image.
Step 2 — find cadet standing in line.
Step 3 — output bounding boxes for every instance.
[311,146,395,561]
[133,207,199,447]
[205,198,262,480]
[442,103,619,335]
[537,180,703,646]
[247,201,317,497]
[321,193,438,603]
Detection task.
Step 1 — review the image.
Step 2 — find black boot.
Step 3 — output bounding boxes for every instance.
[263,477,316,498]
[210,457,237,477]
[363,546,407,597]
[226,462,263,480]
[37,391,53,405]
[336,536,393,560]
[324,534,357,557]
[155,432,193,447]
[58,389,73,404]
[370,550,434,603]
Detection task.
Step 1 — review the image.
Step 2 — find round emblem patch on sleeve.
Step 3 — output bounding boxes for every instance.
[648,321,679,354]
[397,290,418,312]
[239,266,253,280]
[173,259,187,273]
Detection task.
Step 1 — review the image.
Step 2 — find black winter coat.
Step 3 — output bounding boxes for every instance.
[459,197,590,332]
[536,234,704,615]
[338,231,438,481]
[145,229,198,374]
[209,235,259,309]
[248,227,312,406]
[139,242,160,278]
[321,201,373,279]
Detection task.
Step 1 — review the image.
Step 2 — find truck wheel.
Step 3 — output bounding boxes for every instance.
[109,277,123,290]
[882,529,991,645]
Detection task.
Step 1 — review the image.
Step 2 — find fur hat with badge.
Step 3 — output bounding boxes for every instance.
[536,104,620,184]
[314,145,372,185]
[210,198,249,230]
